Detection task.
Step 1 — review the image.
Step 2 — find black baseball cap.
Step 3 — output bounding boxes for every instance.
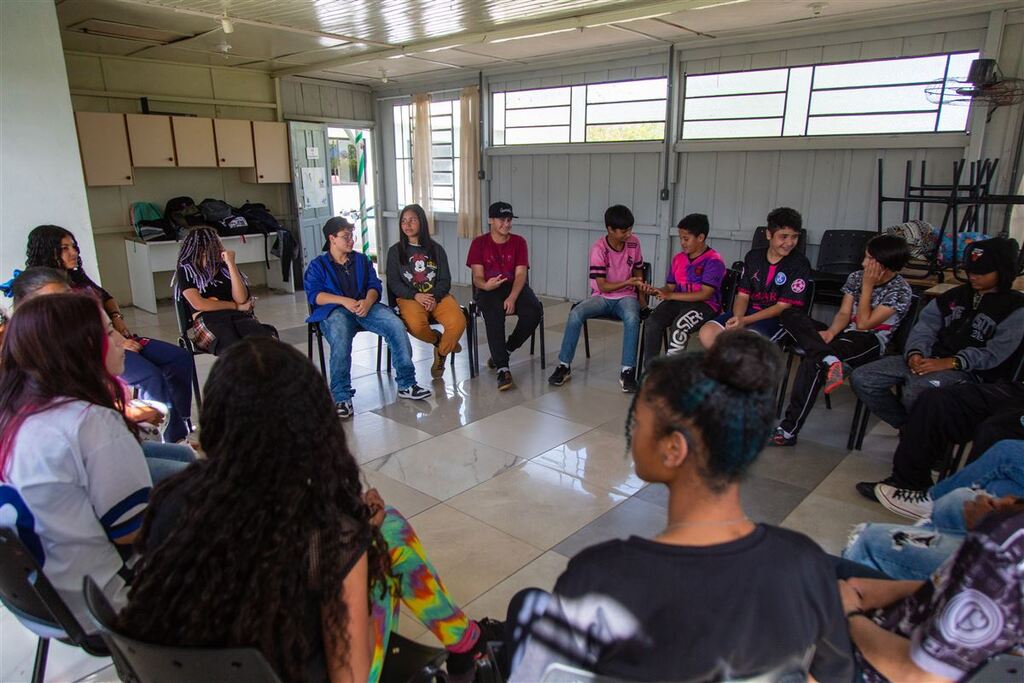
[489,202,517,219]
[322,216,354,251]
[964,242,998,274]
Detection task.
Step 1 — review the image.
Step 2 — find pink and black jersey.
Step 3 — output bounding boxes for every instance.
[667,248,727,312]
[737,248,811,312]
[589,236,644,299]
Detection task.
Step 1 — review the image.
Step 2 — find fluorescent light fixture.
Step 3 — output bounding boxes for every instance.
[692,0,750,9]
[490,28,576,43]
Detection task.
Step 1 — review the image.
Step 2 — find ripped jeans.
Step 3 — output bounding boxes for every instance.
[841,487,976,581]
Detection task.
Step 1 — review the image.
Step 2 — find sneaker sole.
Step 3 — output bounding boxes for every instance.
[498,380,514,391]
[877,494,930,521]
[549,375,570,386]
[398,392,431,401]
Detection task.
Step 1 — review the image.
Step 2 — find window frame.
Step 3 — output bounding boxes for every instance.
[491,76,669,147]
[679,50,978,142]
[392,99,461,214]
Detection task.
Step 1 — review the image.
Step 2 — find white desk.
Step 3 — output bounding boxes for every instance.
[124,234,293,314]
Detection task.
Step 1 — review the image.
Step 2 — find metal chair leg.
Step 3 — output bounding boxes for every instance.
[31,638,48,683]
[824,393,832,410]
[539,315,546,369]
[856,404,871,450]
[847,400,862,451]
[583,321,591,358]
[776,351,795,418]
[316,329,326,372]
[376,336,383,372]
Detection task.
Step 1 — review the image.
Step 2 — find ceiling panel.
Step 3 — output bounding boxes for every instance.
[661,0,936,34]
[457,25,631,60]
[59,31,153,56]
[408,48,508,68]
[168,22,349,60]
[129,44,273,68]
[58,0,214,36]
[335,56,456,79]
[301,70,377,85]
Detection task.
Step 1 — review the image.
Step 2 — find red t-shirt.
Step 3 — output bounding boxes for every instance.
[466,233,529,280]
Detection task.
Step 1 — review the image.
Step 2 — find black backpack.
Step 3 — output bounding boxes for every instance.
[164,196,203,229]
[199,198,249,236]
[236,202,282,236]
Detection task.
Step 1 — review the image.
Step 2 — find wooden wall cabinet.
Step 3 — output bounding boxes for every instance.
[75,112,134,186]
[241,121,290,184]
[125,114,176,167]
[171,116,217,167]
[213,118,255,167]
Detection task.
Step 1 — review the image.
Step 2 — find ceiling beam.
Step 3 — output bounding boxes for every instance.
[271,0,737,77]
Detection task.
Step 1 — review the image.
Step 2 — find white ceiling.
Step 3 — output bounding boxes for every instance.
[55,0,1018,87]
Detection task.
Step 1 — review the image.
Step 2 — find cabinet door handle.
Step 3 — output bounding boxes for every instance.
[168,157,174,161]
[126,176,132,180]
[259,174,264,179]
[220,158,226,162]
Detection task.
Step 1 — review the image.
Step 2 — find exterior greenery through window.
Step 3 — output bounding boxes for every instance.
[682,51,980,139]
[492,77,668,145]
[392,100,461,213]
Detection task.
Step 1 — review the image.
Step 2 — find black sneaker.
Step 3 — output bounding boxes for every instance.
[548,364,571,386]
[486,357,497,370]
[446,618,507,682]
[497,370,514,391]
[856,475,899,503]
[769,426,797,447]
[620,368,639,393]
[335,401,354,419]
[397,384,432,400]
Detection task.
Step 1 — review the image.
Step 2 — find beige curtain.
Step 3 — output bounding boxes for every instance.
[411,93,434,232]
[457,85,482,239]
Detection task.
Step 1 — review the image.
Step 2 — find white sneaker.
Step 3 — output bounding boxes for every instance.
[876,484,933,521]
[397,384,432,400]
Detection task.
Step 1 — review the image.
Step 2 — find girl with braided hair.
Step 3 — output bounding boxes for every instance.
[172,226,276,354]
[25,225,195,443]
[508,331,854,682]
[119,338,500,683]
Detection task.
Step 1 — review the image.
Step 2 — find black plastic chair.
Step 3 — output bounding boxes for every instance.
[470,282,546,375]
[384,286,478,379]
[812,230,876,308]
[577,262,652,362]
[379,632,449,683]
[0,528,111,683]
[173,297,204,410]
[847,292,922,451]
[964,651,1023,682]
[83,576,283,683]
[306,302,384,374]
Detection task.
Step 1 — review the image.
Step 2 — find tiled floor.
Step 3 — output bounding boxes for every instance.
[0,286,909,682]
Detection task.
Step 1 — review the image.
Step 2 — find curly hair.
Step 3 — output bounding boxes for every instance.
[25,225,80,271]
[627,331,783,493]
[117,338,391,682]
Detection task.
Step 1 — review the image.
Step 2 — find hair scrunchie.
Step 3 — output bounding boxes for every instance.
[0,269,22,298]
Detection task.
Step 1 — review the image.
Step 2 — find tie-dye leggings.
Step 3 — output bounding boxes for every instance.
[368,507,480,682]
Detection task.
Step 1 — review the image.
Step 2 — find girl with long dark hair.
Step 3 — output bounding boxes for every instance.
[119,337,498,683]
[385,204,467,380]
[25,225,194,442]
[0,293,153,627]
[172,226,276,354]
[509,332,853,682]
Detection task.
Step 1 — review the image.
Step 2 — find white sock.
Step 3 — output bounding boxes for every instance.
[823,355,840,366]
[498,367,510,373]
[559,362,569,369]
[622,365,633,372]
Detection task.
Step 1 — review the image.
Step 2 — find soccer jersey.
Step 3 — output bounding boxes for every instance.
[841,271,913,350]
[858,509,1024,682]
[0,400,151,629]
[466,233,529,281]
[589,236,644,299]
[737,248,812,312]
[666,247,727,312]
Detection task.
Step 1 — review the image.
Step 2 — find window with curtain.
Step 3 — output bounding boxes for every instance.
[491,76,668,145]
[682,51,979,140]
[393,100,462,213]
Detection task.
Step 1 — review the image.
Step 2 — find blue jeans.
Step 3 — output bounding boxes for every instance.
[559,296,641,367]
[121,339,194,443]
[931,439,1024,499]
[842,487,976,581]
[320,303,417,403]
[141,441,196,484]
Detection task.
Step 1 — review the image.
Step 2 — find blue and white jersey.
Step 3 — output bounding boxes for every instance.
[0,400,151,629]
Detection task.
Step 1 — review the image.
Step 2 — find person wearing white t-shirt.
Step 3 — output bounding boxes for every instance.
[0,293,152,628]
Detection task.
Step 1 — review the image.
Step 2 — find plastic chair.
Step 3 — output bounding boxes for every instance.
[812,230,876,308]
[384,286,478,379]
[379,632,449,683]
[0,528,111,683]
[173,297,204,410]
[577,262,652,362]
[847,292,922,451]
[470,281,546,375]
[306,302,384,374]
[82,576,283,683]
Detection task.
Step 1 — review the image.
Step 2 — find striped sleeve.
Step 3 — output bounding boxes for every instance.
[589,239,608,280]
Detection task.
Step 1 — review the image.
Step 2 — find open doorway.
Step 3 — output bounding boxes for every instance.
[327,127,378,259]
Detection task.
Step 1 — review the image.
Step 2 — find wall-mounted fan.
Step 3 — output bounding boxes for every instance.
[926,58,1024,108]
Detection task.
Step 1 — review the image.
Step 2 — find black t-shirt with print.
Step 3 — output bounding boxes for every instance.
[176,266,236,316]
[512,525,854,682]
[737,248,812,312]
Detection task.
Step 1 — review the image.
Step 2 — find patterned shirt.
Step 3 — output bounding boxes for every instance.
[858,510,1024,682]
[666,247,727,312]
[589,236,644,299]
[737,248,812,312]
[841,271,914,350]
